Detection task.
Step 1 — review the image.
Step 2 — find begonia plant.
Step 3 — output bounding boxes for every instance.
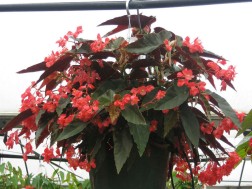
[1,14,244,188]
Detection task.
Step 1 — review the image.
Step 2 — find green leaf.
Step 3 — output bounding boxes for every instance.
[207,90,241,128]
[236,133,252,158]
[175,35,183,47]
[140,88,159,112]
[56,121,87,141]
[121,105,146,125]
[91,135,103,160]
[56,97,70,116]
[199,94,212,121]
[73,43,92,54]
[59,171,65,183]
[154,85,189,110]
[129,122,150,156]
[163,110,177,138]
[237,109,252,136]
[92,79,126,99]
[50,123,61,146]
[125,30,173,54]
[0,163,5,173]
[105,37,125,51]
[97,89,115,107]
[35,110,45,125]
[180,104,200,147]
[35,119,48,147]
[113,127,133,174]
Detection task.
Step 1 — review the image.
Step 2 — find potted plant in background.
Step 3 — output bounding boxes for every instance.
[1,14,244,189]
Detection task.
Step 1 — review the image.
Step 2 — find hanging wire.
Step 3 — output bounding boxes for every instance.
[136,8,142,33]
[126,0,132,42]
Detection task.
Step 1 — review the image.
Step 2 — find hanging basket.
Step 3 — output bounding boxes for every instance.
[90,140,170,189]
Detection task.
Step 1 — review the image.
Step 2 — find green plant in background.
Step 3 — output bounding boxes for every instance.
[0,162,32,189]
[0,162,91,189]
[166,172,202,189]
[236,109,252,159]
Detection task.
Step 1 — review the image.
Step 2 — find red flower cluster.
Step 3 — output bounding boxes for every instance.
[207,61,236,91]
[114,85,154,110]
[5,130,19,149]
[56,26,83,48]
[44,48,68,67]
[90,34,109,52]
[92,116,112,129]
[183,36,204,53]
[177,68,206,96]
[201,112,244,139]
[57,114,75,129]
[72,93,99,122]
[65,146,96,172]
[174,157,191,181]
[198,152,241,185]
[42,147,56,163]
[200,122,215,135]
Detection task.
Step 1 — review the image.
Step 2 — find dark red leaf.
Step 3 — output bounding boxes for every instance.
[35,54,73,85]
[99,15,156,37]
[191,107,209,123]
[219,135,235,148]
[209,105,224,118]
[130,58,158,68]
[18,127,29,137]
[207,73,216,90]
[201,50,225,60]
[225,79,236,91]
[99,15,156,28]
[90,52,115,60]
[57,140,66,148]
[35,112,56,147]
[17,61,46,74]
[36,124,50,148]
[154,27,165,33]
[0,109,33,134]
[130,68,148,79]
[192,147,200,166]
[175,47,202,71]
[204,133,228,155]
[92,61,120,80]
[45,79,58,92]
[102,25,128,38]
[199,142,220,165]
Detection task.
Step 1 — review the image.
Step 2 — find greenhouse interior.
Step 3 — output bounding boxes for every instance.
[0,0,252,188]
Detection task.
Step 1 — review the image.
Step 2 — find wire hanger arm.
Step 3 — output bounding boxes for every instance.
[0,0,252,12]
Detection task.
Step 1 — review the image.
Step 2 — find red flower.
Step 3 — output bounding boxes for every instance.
[149,120,158,132]
[42,147,55,163]
[25,185,34,189]
[57,114,74,129]
[73,26,83,38]
[164,39,172,51]
[156,90,166,100]
[183,36,204,53]
[177,68,194,81]
[90,34,109,52]
[200,122,214,134]
[249,138,252,148]
[25,142,33,154]
[5,130,19,150]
